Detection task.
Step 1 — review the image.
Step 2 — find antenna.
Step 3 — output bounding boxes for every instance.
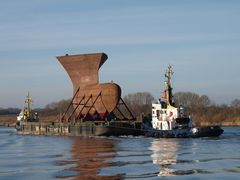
[164,65,174,107]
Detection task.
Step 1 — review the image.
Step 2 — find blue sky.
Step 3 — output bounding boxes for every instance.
[0,0,239,108]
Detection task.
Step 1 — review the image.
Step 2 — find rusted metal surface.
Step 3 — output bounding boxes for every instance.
[57,53,107,89]
[76,83,121,114]
[57,53,133,121]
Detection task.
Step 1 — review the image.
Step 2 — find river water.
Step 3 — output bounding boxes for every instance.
[0,126,239,180]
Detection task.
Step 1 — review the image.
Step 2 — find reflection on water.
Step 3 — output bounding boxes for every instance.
[150,137,239,177]
[151,139,178,176]
[56,137,122,180]
[150,139,212,177]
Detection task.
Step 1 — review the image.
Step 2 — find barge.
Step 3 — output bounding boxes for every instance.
[15,91,143,137]
[16,121,143,136]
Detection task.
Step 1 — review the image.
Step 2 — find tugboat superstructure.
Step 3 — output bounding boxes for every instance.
[143,65,224,138]
[152,65,192,131]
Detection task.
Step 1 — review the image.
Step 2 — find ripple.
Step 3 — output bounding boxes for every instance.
[1,127,240,179]
[172,168,213,175]
[55,169,79,179]
[223,167,240,173]
[111,160,153,167]
[124,171,160,179]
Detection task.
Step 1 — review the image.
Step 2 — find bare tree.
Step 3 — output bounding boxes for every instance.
[123,92,154,117]
[174,92,211,107]
[45,99,72,114]
[231,99,240,108]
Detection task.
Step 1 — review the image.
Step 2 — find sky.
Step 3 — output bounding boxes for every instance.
[0,0,239,108]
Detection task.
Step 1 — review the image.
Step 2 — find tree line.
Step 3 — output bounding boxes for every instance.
[173,92,240,125]
[2,92,239,126]
[0,108,21,115]
[39,91,240,125]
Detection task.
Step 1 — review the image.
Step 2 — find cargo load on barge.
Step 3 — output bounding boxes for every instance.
[16,53,143,136]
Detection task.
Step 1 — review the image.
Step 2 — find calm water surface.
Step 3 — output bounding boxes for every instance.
[0,127,239,180]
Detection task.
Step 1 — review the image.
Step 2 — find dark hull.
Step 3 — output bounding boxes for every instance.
[143,125,224,138]
[15,121,144,137]
[190,126,224,138]
[15,122,223,138]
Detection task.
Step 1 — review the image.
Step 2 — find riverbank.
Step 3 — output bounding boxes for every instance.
[0,115,16,126]
[0,114,58,126]
[200,121,240,126]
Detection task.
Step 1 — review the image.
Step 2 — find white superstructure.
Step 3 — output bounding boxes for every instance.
[17,110,24,121]
[152,65,192,131]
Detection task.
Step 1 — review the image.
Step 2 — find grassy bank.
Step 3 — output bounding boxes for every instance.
[0,115,16,126]
[0,114,59,126]
[200,121,240,126]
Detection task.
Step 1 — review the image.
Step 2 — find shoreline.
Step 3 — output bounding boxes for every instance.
[0,115,17,127]
[1,122,240,127]
[1,115,240,127]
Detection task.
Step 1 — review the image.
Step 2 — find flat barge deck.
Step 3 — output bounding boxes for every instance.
[16,121,144,137]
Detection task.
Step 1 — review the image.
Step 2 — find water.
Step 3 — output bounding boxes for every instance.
[0,127,239,180]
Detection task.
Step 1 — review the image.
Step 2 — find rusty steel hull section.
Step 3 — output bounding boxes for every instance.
[75,83,121,115]
[57,53,123,120]
[57,53,108,89]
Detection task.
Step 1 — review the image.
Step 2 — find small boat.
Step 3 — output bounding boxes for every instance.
[142,65,224,138]
[16,93,39,130]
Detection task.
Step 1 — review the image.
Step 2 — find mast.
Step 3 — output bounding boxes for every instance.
[164,65,174,107]
[25,92,31,119]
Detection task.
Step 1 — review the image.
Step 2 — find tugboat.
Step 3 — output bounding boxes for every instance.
[143,65,224,138]
[16,92,39,130]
